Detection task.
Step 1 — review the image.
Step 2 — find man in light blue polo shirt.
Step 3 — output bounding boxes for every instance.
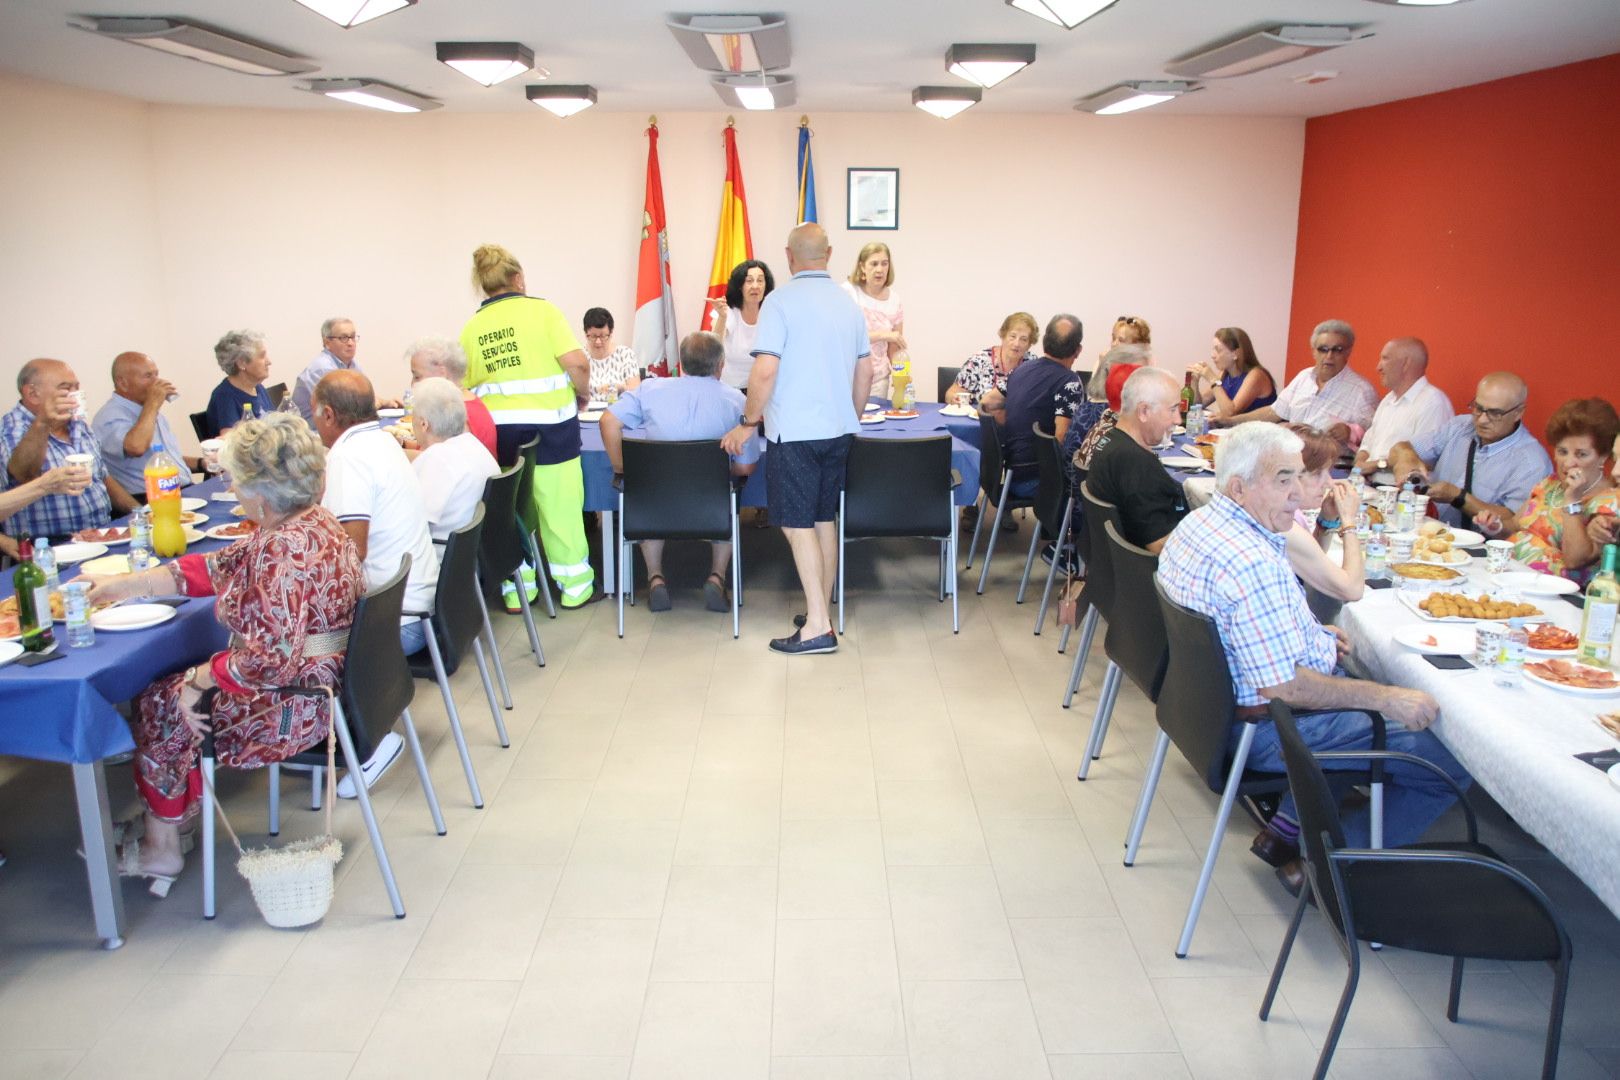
[91,351,193,497]
[602,331,761,614]
[722,222,872,655]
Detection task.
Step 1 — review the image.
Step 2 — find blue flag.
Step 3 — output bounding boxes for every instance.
[795,121,817,225]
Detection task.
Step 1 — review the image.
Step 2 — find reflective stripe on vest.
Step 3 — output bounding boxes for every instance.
[489,404,579,426]
[472,374,573,397]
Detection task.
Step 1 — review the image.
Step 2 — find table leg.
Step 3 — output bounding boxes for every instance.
[71,760,126,950]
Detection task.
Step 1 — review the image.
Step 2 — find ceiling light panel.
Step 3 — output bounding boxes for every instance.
[435,42,536,86]
[303,78,441,112]
[1004,0,1119,31]
[711,74,797,110]
[668,15,791,73]
[290,0,416,29]
[1166,26,1369,79]
[945,44,1036,89]
[68,16,317,76]
[527,84,597,117]
[912,85,982,119]
[1076,80,1199,115]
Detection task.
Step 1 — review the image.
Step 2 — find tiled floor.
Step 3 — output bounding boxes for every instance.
[2,524,1619,1079]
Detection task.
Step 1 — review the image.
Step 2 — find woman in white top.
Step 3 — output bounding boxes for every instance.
[705,260,775,391]
[582,307,640,400]
[839,242,906,401]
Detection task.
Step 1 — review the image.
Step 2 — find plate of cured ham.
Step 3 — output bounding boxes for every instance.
[205,520,259,540]
[1523,659,1620,696]
[71,526,131,545]
[1524,623,1579,657]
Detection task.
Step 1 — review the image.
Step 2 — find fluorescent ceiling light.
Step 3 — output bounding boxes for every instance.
[711,74,796,111]
[1004,0,1119,31]
[668,15,791,73]
[527,84,597,117]
[435,42,535,86]
[946,44,1036,89]
[912,85,982,120]
[1166,26,1370,79]
[68,16,317,76]
[303,78,441,112]
[1076,80,1199,115]
[290,0,415,28]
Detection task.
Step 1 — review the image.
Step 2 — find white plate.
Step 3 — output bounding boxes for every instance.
[863,402,882,412]
[181,497,207,511]
[182,526,205,544]
[881,411,919,420]
[859,413,886,425]
[0,640,22,666]
[938,404,977,418]
[1494,571,1580,595]
[1609,762,1620,791]
[205,522,257,541]
[377,408,406,419]
[1394,590,1546,623]
[1523,662,1620,697]
[1392,625,1474,655]
[71,528,131,546]
[52,542,108,563]
[80,554,131,576]
[1160,455,1209,471]
[578,410,604,423]
[1445,528,1484,547]
[210,491,239,503]
[1171,425,1186,435]
[178,511,209,526]
[90,604,177,632]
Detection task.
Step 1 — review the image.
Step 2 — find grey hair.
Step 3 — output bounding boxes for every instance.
[1215,422,1304,492]
[220,412,326,515]
[1120,367,1179,415]
[214,330,266,377]
[1311,319,1355,348]
[678,331,725,378]
[320,316,353,339]
[411,377,467,439]
[406,336,468,382]
[16,358,56,394]
[1088,343,1152,402]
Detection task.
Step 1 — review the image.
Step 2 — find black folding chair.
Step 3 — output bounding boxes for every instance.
[964,414,1035,593]
[616,438,742,639]
[1075,521,1166,781]
[936,365,961,403]
[1016,423,1076,636]
[266,381,288,410]
[1061,482,1121,712]
[837,435,960,634]
[480,462,545,667]
[202,557,445,920]
[189,411,212,442]
[514,434,559,619]
[1261,701,1571,1080]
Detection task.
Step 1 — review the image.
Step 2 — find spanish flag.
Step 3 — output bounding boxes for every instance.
[633,120,678,377]
[796,117,817,224]
[701,122,753,332]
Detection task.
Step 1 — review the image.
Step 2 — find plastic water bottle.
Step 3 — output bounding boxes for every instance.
[902,379,916,411]
[63,581,95,648]
[1186,404,1205,436]
[1365,524,1387,580]
[1395,481,1417,532]
[35,537,59,598]
[1495,617,1528,687]
[130,506,154,571]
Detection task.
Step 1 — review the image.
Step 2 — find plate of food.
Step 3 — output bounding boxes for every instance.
[863,402,883,412]
[1523,659,1620,696]
[1493,571,1580,596]
[52,541,108,563]
[71,525,131,546]
[211,490,239,503]
[178,510,208,526]
[1390,561,1466,583]
[883,409,920,420]
[1445,528,1485,547]
[1160,455,1209,471]
[1525,623,1579,657]
[0,612,20,641]
[939,403,977,418]
[1393,625,1475,655]
[205,520,258,540]
[578,409,605,423]
[230,504,247,517]
[181,497,208,512]
[1409,523,1471,564]
[377,407,406,420]
[182,526,206,544]
[1399,591,1542,623]
[1,591,66,624]
[859,413,887,425]
[90,604,177,633]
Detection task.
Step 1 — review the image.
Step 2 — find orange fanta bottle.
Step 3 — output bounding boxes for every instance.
[146,439,188,557]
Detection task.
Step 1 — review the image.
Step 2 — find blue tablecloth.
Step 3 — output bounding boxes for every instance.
[0,481,235,763]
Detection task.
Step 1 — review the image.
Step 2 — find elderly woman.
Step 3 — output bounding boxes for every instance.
[840,242,906,401]
[1283,424,1363,603]
[410,377,500,541]
[949,311,1039,410]
[204,330,275,437]
[80,413,364,895]
[1192,327,1276,419]
[1477,397,1620,583]
[706,259,775,390]
[407,336,497,456]
[581,308,641,401]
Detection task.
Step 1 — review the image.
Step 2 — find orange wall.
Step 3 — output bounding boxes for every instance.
[1287,52,1620,443]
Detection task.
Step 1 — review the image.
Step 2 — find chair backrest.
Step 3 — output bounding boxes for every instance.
[936,365,961,402]
[339,555,416,764]
[1269,701,1352,934]
[479,461,526,583]
[843,435,952,539]
[514,433,540,521]
[190,411,212,442]
[267,381,288,410]
[976,414,1007,500]
[1077,481,1122,618]
[1102,520,1168,701]
[621,438,733,542]
[1031,423,1070,543]
[431,505,487,672]
[1073,370,1091,397]
[1152,575,1245,792]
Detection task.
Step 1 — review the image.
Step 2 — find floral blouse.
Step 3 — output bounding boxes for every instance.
[588,345,640,399]
[955,347,1031,407]
[1507,478,1620,584]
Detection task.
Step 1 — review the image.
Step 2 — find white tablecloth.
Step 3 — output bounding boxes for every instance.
[1337,565,1620,915]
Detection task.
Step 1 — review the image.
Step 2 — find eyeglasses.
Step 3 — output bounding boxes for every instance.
[327,334,358,343]
[584,332,612,342]
[1313,344,1349,356]
[1469,401,1524,421]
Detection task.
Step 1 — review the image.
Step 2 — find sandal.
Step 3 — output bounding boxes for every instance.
[703,572,729,613]
[109,816,197,855]
[647,574,672,612]
[116,841,180,898]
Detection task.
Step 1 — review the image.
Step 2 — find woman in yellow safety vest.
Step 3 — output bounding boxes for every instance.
[459,243,595,609]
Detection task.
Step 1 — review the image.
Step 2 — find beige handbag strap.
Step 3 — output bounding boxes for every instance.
[198,686,337,854]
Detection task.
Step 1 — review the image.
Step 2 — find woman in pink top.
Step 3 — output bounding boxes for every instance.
[839,242,906,400]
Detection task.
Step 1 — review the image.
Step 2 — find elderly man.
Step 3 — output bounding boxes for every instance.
[721,222,872,655]
[1387,371,1551,528]
[407,336,497,456]
[92,351,194,497]
[1085,367,1187,553]
[603,332,760,613]
[1,358,136,539]
[1226,319,1378,444]
[293,317,398,422]
[1158,423,1470,891]
[997,314,1084,499]
[1352,337,1454,475]
[410,376,499,541]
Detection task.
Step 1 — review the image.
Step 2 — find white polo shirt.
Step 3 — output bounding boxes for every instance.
[323,421,440,618]
[1360,375,1455,461]
[413,431,500,542]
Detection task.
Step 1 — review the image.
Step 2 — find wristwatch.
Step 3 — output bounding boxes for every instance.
[737,414,761,428]
[1450,490,1468,511]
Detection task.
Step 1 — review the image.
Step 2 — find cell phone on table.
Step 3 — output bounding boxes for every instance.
[1423,655,1473,670]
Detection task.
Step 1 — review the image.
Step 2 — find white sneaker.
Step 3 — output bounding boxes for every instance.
[336,732,404,799]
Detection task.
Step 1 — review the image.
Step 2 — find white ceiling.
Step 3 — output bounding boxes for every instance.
[2,0,1617,117]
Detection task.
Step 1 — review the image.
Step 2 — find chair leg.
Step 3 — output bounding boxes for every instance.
[333,703,405,917]
[976,476,1014,594]
[1062,606,1100,708]
[1033,532,1064,635]
[513,570,545,667]
[949,510,960,634]
[1123,731,1170,866]
[399,707,446,836]
[731,499,741,640]
[1015,518,1041,603]
[201,752,217,919]
[964,492,987,569]
[837,495,847,636]
[1370,779,1385,850]
[267,763,281,836]
[526,529,558,619]
[938,541,947,602]
[310,766,322,811]
[1176,723,1256,958]
[1057,622,1072,654]
[1260,889,1311,1020]
[471,639,510,748]
[1312,946,1361,1080]
[1077,662,1121,780]
[1446,956,1465,1022]
[616,500,627,639]
[424,631,484,809]
[1543,953,1571,1080]
[475,591,513,710]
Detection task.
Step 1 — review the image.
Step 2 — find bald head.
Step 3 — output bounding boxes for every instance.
[110,351,156,397]
[1471,370,1529,444]
[312,369,377,432]
[1477,371,1527,406]
[786,222,831,271]
[17,358,69,396]
[1376,336,1429,395]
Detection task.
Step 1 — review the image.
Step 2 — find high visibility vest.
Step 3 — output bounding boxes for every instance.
[460,294,581,426]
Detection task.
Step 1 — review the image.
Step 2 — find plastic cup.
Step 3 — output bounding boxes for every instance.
[1485,539,1514,574]
[1473,622,1507,667]
[1375,485,1399,516]
[1390,532,1417,563]
[64,452,93,470]
[199,438,224,474]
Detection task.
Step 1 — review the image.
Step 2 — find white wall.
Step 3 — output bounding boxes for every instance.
[0,73,1306,452]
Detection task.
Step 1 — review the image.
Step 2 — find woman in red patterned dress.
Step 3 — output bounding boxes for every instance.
[83,413,364,894]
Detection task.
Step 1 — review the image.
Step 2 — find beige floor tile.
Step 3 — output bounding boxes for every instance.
[489,1056,632,1079]
[889,865,1020,981]
[1153,975,1321,1080]
[462,778,593,865]
[1046,1053,1191,1079]
[207,1050,356,1080]
[651,865,777,982]
[501,918,658,1056]
[550,819,678,919]
[69,973,270,1080]
[777,820,892,921]
[348,977,519,1080]
[1325,1047,1473,1080]
[983,818,1116,919]
[902,980,1050,1080]
[230,969,392,1053]
[773,919,905,1057]
[1011,917,1175,1055]
[674,777,781,866]
[770,1056,911,1079]
[878,777,989,866]
[630,981,773,1078]
[403,863,561,980]
[4,1049,82,1080]
[507,712,621,780]
[281,912,428,981]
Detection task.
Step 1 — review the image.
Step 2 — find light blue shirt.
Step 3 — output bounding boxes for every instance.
[751,270,870,443]
[292,350,363,423]
[91,393,192,494]
[607,376,761,467]
[1409,414,1551,526]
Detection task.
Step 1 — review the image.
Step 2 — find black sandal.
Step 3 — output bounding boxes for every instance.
[647,574,672,612]
[703,572,729,613]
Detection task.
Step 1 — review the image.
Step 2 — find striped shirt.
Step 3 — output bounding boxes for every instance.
[1157,493,1337,706]
[1272,365,1379,434]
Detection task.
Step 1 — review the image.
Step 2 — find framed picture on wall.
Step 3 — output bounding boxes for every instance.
[847,167,899,230]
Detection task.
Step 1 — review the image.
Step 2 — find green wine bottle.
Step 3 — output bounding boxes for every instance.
[13,537,56,653]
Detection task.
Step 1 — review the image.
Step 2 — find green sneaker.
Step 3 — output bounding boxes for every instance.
[501,579,522,614]
[519,564,539,603]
